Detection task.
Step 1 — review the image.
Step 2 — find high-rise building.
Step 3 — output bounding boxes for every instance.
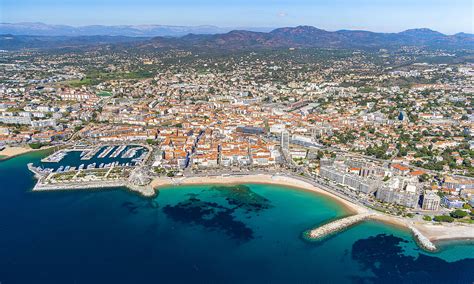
[421,191,441,211]
[281,131,290,151]
[376,186,420,208]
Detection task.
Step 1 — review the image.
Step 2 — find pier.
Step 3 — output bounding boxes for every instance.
[97,145,115,158]
[304,213,374,240]
[110,145,126,158]
[81,146,102,160]
[41,150,67,163]
[121,147,139,159]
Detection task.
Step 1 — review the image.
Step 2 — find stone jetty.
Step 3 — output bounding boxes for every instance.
[409,225,437,251]
[303,211,437,252]
[304,213,374,240]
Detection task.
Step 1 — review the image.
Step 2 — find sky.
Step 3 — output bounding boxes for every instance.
[1,0,473,34]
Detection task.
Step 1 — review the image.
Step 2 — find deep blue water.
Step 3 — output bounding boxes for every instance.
[0,151,473,284]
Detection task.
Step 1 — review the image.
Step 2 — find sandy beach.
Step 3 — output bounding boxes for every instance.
[151,174,368,215]
[0,145,56,161]
[0,146,34,160]
[414,222,474,242]
[150,174,474,244]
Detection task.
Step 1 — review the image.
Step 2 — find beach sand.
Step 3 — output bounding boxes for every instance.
[0,146,34,159]
[150,174,474,244]
[151,174,368,215]
[414,222,474,242]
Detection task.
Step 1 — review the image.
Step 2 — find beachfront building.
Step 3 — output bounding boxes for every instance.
[441,196,465,209]
[421,191,441,211]
[319,165,380,194]
[320,166,345,184]
[375,185,420,208]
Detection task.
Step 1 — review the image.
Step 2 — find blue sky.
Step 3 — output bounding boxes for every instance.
[1,0,473,34]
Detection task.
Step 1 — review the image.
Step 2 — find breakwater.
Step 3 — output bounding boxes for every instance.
[32,179,127,191]
[32,178,155,197]
[303,212,437,252]
[303,213,374,240]
[409,225,437,251]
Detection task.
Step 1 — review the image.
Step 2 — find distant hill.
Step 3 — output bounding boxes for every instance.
[0,22,272,37]
[0,34,148,50]
[1,25,473,51]
[138,26,473,51]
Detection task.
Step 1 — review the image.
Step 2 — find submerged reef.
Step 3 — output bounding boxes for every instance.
[163,185,273,242]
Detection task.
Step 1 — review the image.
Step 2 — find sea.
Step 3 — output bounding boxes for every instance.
[0,150,473,283]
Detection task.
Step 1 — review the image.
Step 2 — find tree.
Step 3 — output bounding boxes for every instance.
[146,139,159,145]
[423,215,432,221]
[433,215,454,223]
[450,209,468,219]
[28,142,44,149]
[418,174,430,182]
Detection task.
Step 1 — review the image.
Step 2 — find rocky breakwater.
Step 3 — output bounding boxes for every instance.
[409,225,437,251]
[304,213,374,241]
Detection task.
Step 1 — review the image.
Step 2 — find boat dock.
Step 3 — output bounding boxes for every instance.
[98,145,115,158]
[121,147,139,159]
[110,145,127,158]
[81,146,102,160]
[41,151,67,163]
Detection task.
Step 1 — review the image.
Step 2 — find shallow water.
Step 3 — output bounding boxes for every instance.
[0,152,473,283]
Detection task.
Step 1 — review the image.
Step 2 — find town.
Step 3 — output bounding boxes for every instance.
[1,47,473,225]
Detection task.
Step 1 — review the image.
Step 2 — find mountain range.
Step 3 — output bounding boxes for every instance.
[1,24,473,51]
[0,22,272,37]
[141,26,473,51]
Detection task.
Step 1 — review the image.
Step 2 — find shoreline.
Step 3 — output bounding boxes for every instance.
[150,174,474,246]
[0,146,54,161]
[151,174,368,215]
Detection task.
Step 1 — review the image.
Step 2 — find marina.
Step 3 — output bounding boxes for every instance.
[39,144,149,171]
[29,143,153,195]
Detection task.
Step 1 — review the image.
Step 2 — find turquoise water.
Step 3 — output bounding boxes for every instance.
[0,151,473,283]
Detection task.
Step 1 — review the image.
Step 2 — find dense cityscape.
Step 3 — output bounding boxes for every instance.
[1,45,473,221]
